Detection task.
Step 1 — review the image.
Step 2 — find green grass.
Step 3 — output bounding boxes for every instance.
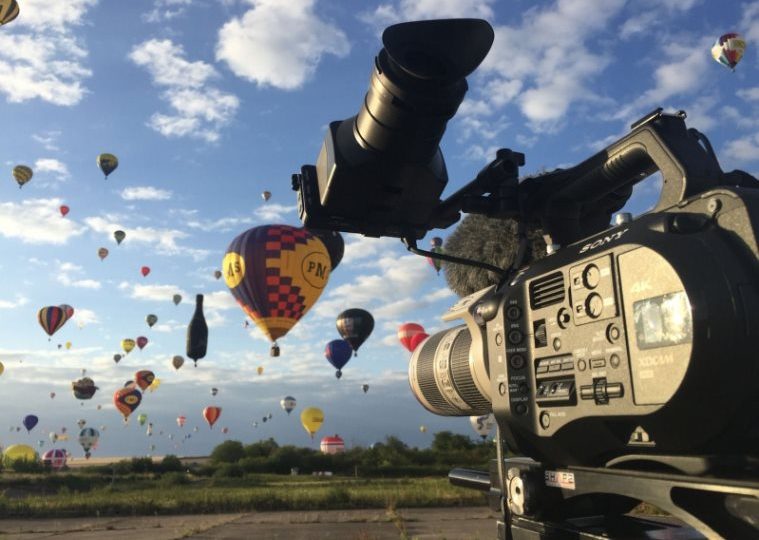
[0,475,486,518]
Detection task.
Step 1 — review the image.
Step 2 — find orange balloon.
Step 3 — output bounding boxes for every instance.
[203,406,222,428]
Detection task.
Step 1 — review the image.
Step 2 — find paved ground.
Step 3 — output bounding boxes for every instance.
[0,507,498,539]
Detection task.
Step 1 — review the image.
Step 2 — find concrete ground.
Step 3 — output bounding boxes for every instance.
[0,507,498,539]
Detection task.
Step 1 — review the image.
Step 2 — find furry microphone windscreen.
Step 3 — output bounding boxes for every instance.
[442,214,547,297]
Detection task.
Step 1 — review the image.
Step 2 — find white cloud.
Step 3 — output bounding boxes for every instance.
[32,131,61,151]
[724,134,759,163]
[216,0,350,90]
[253,203,297,222]
[56,261,101,289]
[84,216,210,260]
[202,291,237,311]
[34,158,70,181]
[341,235,401,265]
[618,0,700,40]
[120,186,173,201]
[127,283,188,303]
[73,308,99,326]
[0,0,97,106]
[0,295,29,309]
[129,39,239,142]
[360,0,496,31]
[186,216,255,232]
[144,0,193,23]
[0,198,85,244]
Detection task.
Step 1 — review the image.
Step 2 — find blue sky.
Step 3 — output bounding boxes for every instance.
[0,0,756,459]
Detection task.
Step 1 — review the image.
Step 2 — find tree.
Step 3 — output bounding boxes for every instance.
[431,431,475,453]
[210,440,245,464]
[244,438,279,458]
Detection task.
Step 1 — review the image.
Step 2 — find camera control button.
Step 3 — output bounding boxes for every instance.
[495,333,503,346]
[592,378,609,405]
[508,330,523,344]
[514,403,528,415]
[506,306,522,321]
[552,337,561,351]
[582,264,601,289]
[540,412,550,429]
[577,359,587,371]
[509,354,525,370]
[586,293,604,318]
[607,383,624,399]
[609,354,620,368]
[580,385,593,400]
[557,308,571,329]
[606,324,621,342]
[590,358,606,369]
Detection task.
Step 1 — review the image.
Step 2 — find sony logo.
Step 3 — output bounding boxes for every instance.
[579,228,629,253]
[638,353,675,367]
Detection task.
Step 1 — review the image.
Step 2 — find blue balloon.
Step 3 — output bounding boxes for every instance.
[23,414,39,432]
[325,339,353,378]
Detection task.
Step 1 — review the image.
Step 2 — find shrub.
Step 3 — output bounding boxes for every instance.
[212,463,244,478]
[210,441,245,464]
[159,472,190,487]
[159,455,183,473]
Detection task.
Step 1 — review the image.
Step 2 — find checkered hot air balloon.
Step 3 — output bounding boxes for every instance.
[223,225,331,356]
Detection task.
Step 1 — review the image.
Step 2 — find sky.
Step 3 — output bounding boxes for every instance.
[0,0,757,459]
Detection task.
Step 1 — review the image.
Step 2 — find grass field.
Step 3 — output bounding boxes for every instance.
[0,473,487,518]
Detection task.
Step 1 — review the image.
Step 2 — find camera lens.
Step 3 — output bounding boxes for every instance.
[408,325,491,416]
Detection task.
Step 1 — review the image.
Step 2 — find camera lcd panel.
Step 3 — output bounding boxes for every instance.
[633,291,692,350]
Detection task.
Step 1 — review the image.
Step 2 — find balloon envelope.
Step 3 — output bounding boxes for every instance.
[72,377,98,400]
[307,229,345,271]
[113,386,142,419]
[38,306,68,337]
[23,414,39,432]
[711,32,746,70]
[97,153,118,177]
[0,1,19,26]
[398,323,425,352]
[42,448,67,470]
[280,396,296,414]
[136,336,148,350]
[409,332,429,352]
[173,294,182,305]
[325,339,352,375]
[172,355,184,370]
[224,225,331,350]
[300,407,324,438]
[336,309,374,354]
[121,339,135,354]
[203,406,222,428]
[470,414,496,440]
[12,165,32,188]
[98,247,109,260]
[146,314,158,327]
[3,445,37,466]
[60,205,70,217]
[114,230,126,245]
[134,370,155,391]
[141,266,150,277]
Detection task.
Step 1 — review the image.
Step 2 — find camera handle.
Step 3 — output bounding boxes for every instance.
[451,457,759,539]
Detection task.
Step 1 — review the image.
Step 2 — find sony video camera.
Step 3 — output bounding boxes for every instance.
[292,18,759,539]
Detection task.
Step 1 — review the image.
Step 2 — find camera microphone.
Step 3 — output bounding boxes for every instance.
[442,214,546,297]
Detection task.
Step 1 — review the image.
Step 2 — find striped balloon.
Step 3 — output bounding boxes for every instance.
[0,1,19,26]
[12,165,32,188]
[38,306,68,337]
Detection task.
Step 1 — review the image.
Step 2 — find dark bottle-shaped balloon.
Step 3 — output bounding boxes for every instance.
[186,294,208,366]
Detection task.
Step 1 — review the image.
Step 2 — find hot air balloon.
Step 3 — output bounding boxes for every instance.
[60,205,70,217]
[50,392,55,399]
[78,427,99,458]
[257,366,264,376]
[38,306,68,338]
[336,309,374,356]
[325,339,352,379]
[280,396,296,415]
[72,377,98,400]
[267,413,273,420]
[42,448,67,470]
[97,404,102,410]
[224,225,331,356]
[97,153,118,178]
[113,353,122,364]
[114,230,126,245]
[172,355,184,370]
[65,341,72,350]
[48,431,58,444]
[300,407,324,439]
[362,384,369,394]
[114,386,142,420]
[427,246,444,274]
[203,406,221,428]
[307,229,345,271]
[140,266,150,277]
[320,435,345,455]
[398,323,426,352]
[470,414,496,441]
[712,32,746,70]
[0,1,20,26]
[23,414,39,432]
[134,370,155,391]
[37,439,45,448]
[430,237,443,248]
[177,415,186,428]
[261,190,271,201]
[59,302,74,318]
[146,314,158,328]
[77,419,86,430]
[122,339,135,354]
[136,336,148,350]
[419,425,427,433]
[2,445,37,466]
[213,270,222,280]
[148,377,161,393]
[221,427,229,435]
[137,413,148,426]
[0,361,4,376]
[210,387,219,397]
[173,294,182,306]
[98,247,109,261]
[12,165,32,188]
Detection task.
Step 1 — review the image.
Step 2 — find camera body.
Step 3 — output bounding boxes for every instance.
[411,185,759,466]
